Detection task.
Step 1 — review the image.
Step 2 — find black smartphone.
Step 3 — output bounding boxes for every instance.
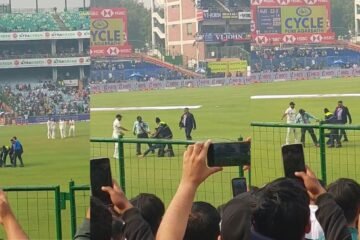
[232,177,247,197]
[207,142,251,167]
[90,158,113,205]
[282,144,306,178]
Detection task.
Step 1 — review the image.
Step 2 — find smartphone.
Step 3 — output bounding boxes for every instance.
[232,177,247,197]
[207,142,251,167]
[281,144,306,178]
[90,158,113,205]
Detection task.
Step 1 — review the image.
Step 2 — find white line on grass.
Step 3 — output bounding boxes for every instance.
[251,94,360,100]
[91,105,203,112]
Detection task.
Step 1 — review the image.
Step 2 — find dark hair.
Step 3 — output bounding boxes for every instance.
[137,116,142,121]
[116,114,122,118]
[252,178,310,240]
[289,102,295,105]
[184,201,220,240]
[324,108,329,113]
[130,193,165,235]
[155,117,161,123]
[326,178,360,224]
[338,100,343,104]
[299,109,305,114]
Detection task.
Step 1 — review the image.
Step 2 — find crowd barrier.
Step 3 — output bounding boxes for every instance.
[90,68,360,93]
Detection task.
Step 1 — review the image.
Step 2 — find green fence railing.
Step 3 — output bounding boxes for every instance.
[0,186,62,240]
[250,122,360,186]
[90,137,246,207]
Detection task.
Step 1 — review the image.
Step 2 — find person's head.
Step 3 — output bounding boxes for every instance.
[155,117,161,124]
[252,178,310,240]
[116,114,122,120]
[184,201,220,240]
[299,109,305,115]
[184,107,190,114]
[326,178,360,226]
[12,136,17,140]
[136,116,142,122]
[289,102,295,109]
[324,108,329,113]
[130,193,165,235]
[338,100,343,107]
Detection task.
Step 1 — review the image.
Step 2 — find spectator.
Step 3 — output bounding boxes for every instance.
[0,190,29,239]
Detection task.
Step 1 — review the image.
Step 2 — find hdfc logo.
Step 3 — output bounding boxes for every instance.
[277,0,290,5]
[303,0,318,5]
[101,9,114,18]
[310,34,323,43]
[107,47,120,56]
[283,35,296,44]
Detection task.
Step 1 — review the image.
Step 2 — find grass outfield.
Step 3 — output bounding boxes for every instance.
[91,77,360,206]
[0,122,89,240]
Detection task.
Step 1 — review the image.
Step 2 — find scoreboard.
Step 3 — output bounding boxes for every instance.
[256,7,281,34]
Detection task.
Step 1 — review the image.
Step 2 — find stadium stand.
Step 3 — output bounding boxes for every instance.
[59,11,90,31]
[251,47,360,73]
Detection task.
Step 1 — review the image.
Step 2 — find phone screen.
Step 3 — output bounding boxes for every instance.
[282,144,306,178]
[207,142,251,167]
[90,158,113,205]
[232,178,247,197]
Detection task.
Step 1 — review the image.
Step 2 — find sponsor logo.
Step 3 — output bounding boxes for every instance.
[92,20,109,30]
[304,0,318,5]
[296,7,312,17]
[107,47,120,55]
[283,35,296,43]
[101,9,114,18]
[310,34,323,43]
[277,0,290,5]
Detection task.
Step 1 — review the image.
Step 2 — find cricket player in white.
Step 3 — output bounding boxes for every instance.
[59,119,66,139]
[51,119,56,139]
[47,119,52,139]
[68,119,75,137]
[112,114,128,159]
[281,101,298,144]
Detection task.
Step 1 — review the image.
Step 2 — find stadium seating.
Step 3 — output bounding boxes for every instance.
[251,47,360,72]
[0,13,59,32]
[91,61,188,82]
[59,11,90,31]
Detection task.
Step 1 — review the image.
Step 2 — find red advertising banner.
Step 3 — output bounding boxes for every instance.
[251,0,335,45]
[90,8,132,57]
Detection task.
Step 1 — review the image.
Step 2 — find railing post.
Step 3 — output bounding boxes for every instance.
[54,186,62,240]
[69,180,77,239]
[118,135,126,193]
[319,125,327,185]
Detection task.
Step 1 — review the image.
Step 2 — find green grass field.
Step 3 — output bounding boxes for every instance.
[0,77,359,239]
[91,77,360,206]
[0,122,89,240]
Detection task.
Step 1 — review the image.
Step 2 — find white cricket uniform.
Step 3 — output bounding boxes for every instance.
[51,121,56,139]
[47,120,52,139]
[68,120,75,137]
[59,120,66,139]
[284,107,298,144]
[112,118,122,159]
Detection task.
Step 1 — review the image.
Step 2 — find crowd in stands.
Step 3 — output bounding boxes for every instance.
[251,47,360,73]
[198,0,250,12]
[91,60,192,82]
[0,81,89,117]
[0,11,88,32]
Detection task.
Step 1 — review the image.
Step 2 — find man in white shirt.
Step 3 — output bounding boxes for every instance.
[68,119,76,137]
[47,118,52,139]
[281,102,298,144]
[132,116,152,156]
[51,119,56,139]
[112,114,129,159]
[59,119,66,139]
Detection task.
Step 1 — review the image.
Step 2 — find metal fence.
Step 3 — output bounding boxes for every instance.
[90,137,245,207]
[250,123,360,186]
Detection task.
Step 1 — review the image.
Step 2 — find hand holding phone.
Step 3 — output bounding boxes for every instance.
[282,144,306,178]
[90,158,113,205]
[207,142,251,167]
